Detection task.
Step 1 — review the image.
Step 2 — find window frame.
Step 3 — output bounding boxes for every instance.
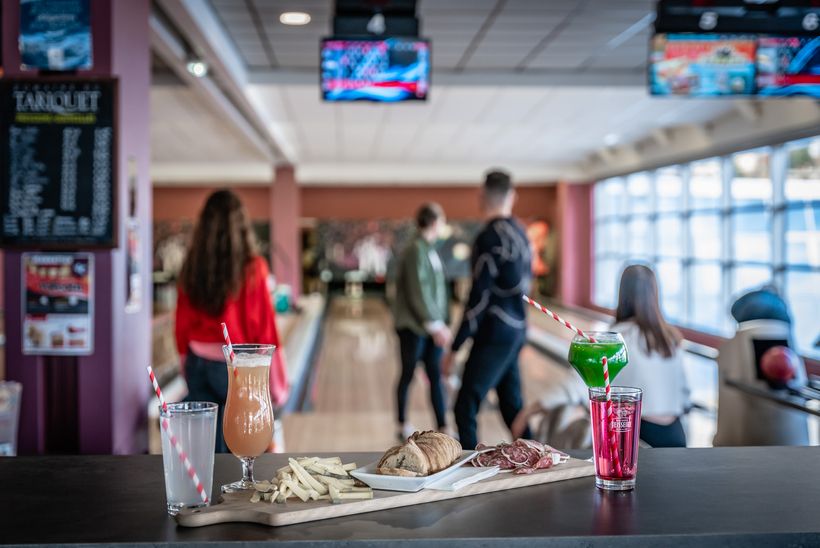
[591,136,820,358]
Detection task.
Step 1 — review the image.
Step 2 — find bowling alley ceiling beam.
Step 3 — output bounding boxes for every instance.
[576,99,820,182]
[156,0,296,163]
[149,14,273,163]
[246,69,647,88]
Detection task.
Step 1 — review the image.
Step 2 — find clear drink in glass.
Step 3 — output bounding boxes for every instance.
[160,401,217,514]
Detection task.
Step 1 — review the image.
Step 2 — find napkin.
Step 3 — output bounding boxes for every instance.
[426,466,500,491]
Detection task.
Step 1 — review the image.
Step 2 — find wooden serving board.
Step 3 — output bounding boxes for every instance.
[176,458,594,528]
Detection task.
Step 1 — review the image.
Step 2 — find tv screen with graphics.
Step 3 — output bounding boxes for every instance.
[649,33,820,98]
[756,36,820,97]
[649,34,757,96]
[321,38,430,102]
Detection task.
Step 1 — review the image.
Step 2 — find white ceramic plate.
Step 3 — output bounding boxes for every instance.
[351,451,478,492]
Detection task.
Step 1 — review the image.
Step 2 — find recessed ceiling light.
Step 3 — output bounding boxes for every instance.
[603,133,620,147]
[280,12,311,25]
[186,60,208,78]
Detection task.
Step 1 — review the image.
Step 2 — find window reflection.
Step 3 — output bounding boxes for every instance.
[690,160,722,210]
[593,138,820,355]
[732,210,771,262]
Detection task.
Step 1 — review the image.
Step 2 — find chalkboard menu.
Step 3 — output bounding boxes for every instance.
[0,78,117,248]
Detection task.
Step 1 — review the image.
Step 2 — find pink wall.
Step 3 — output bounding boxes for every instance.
[301,185,557,221]
[153,186,270,221]
[557,182,593,308]
[271,166,301,298]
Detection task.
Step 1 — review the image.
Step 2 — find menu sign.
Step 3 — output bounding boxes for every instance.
[0,78,117,248]
[23,252,94,355]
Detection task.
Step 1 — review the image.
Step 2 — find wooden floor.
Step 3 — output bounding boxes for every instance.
[282,296,583,453]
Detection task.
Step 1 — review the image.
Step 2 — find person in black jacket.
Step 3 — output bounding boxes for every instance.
[444,170,533,449]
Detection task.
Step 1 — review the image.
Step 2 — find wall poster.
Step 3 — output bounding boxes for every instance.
[0,78,117,248]
[22,252,94,355]
[19,0,92,71]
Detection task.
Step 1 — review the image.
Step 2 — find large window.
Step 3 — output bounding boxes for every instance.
[593,136,820,359]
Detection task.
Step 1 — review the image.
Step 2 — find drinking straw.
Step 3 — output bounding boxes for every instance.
[522,295,623,476]
[221,322,236,362]
[221,322,238,378]
[147,366,209,504]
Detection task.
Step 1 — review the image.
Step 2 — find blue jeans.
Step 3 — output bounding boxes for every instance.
[454,336,531,450]
[640,417,686,448]
[396,329,447,429]
[184,352,229,453]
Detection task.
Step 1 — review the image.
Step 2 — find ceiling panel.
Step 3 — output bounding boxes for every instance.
[158,0,752,182]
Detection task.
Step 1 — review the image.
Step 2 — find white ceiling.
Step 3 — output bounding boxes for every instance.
[149,0,820,185]
[210,0,654,72]
[151,85,267,164]
[243,83,735,182]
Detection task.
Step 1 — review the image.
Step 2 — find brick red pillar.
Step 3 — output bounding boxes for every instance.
[270,165,302,299]
[557,182,593,308]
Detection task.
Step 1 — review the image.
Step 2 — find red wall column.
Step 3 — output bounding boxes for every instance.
[270,166,302,299]
[557,182,593,308]
[2,0,152,454]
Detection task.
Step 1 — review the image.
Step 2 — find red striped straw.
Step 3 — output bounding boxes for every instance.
[601,356,623,476]
[522,295,623,476]
[522,295,595,342]
[147,366,209,504]
[221,322,235,362]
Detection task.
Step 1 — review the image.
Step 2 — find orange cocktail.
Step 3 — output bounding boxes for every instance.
[221,344,274,493]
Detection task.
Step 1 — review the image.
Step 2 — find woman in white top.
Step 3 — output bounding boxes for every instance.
[613,264,689,447]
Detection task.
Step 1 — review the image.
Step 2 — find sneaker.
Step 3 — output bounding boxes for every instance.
[397,423,416,441]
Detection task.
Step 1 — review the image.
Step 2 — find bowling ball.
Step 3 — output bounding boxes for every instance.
[760,346,801,388]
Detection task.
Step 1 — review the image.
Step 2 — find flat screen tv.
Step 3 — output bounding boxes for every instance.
[649,34,757,96]
[321,38,430,102]
[756,36,820,97]
[649,33,820,98]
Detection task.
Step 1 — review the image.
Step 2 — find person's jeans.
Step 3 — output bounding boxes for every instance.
[640,417,687,448]
[184,351,229,453]
[396,329,447,429]
[454,337,531,450]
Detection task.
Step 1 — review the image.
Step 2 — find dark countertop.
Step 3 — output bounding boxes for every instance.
[2,447,820,547]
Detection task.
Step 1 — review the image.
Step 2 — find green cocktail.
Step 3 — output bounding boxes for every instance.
[567,332,628,388]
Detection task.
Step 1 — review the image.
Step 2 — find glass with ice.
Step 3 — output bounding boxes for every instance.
[221,344,275,493]
[160,402,217,514]
[589,386,642,490]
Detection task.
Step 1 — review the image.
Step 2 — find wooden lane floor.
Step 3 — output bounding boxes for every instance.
[283,296,584,453]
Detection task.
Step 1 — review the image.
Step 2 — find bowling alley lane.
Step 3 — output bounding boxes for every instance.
[283,296,581,453]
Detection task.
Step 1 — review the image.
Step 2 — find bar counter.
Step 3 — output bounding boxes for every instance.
[2,447,819,547]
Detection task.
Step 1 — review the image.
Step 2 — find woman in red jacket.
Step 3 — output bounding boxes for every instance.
[175,190,288,453]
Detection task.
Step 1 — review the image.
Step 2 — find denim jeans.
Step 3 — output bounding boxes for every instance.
[396,328,447,429]
[454,336,531,450]
[184,351,229,453]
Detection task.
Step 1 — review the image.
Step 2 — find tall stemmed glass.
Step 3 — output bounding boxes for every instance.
[221,344,275,493]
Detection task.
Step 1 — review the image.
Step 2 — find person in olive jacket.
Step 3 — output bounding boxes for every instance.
[393,202,452,441]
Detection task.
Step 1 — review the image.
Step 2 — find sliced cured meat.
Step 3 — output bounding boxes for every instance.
[470,439,566,474]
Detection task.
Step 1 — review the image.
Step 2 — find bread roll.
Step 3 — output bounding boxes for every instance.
[377,431,462,477]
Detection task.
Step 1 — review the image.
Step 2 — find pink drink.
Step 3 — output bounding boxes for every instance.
[589,387,642,490]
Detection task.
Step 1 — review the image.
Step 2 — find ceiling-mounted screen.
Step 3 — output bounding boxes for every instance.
[321,38,430,102]
[649,34,757,96]
[649,33,820,98]
[756,36,820,96]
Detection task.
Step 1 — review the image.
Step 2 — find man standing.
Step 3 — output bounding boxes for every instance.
[447,170,532,449]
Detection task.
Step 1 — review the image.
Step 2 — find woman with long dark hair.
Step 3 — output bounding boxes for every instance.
[175,190,288,452]
[614,264,689,447]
